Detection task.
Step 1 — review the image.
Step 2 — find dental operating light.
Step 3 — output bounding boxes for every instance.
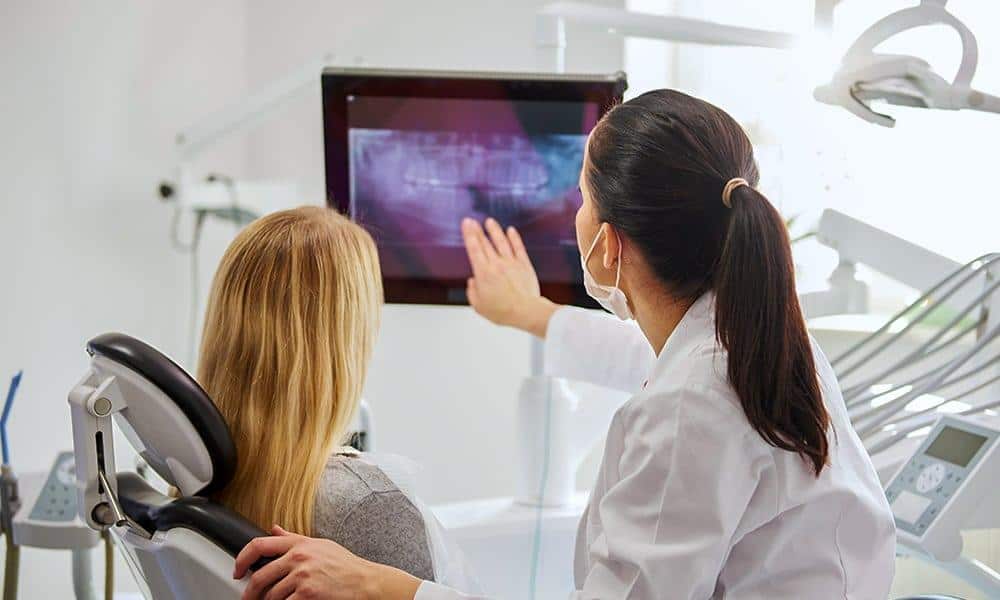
[814,0,1000,127]
[539,1,999,127]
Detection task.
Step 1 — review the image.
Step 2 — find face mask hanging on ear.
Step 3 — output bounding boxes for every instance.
[581,227,633,321]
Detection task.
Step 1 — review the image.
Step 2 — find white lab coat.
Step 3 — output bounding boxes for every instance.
[417,294,896,600]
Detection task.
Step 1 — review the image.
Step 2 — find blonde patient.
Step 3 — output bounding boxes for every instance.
[197,206,434,580]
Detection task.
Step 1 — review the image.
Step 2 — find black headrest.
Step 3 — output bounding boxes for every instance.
[87,333,237,496]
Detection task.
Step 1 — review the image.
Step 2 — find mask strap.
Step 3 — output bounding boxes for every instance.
[613,236,622,288]
[584,227,603,264]
[585,226,624,288]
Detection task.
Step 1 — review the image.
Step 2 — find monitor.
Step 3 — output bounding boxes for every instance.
[322,68,627,305]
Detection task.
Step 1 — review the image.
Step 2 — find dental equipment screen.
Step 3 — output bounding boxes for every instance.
[925,426,988,467]
[322,69,626,305]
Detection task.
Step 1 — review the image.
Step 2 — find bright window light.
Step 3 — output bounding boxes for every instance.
[937,401,972,414]
[672,0,1000,284]
[870,384,912,408]
[904,394,945,413]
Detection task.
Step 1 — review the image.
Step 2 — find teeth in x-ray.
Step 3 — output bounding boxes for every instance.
[403,183,464,210]
[399,184,468,245]
[404,146,464,187]
[486,151,548,190]
[403,143,548,191]
[483,191,523,217]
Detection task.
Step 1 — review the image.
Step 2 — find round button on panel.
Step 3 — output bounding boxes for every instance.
[917,463,946,493]
[56,459,76,487]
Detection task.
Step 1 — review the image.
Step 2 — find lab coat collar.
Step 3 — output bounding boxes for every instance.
[648,292,717,381]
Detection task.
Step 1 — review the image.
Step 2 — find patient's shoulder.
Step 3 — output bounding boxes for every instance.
[318,453,402,501]
[313,453,435,581]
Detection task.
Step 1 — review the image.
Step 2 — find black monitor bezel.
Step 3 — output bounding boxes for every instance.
[322,67,627,307]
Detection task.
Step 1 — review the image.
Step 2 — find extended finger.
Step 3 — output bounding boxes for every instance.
[484,218,513,258]
[507,226,532,267]
[462,219,494,278]
[234,536,296,579]
[244,555,293,600]
[464,218,499,261]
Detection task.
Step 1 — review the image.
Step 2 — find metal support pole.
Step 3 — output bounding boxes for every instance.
[71,548,98,600]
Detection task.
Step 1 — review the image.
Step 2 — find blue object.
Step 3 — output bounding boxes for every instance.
[1,370,22,465]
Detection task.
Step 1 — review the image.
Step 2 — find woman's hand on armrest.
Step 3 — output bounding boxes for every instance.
[461,218,560,338]
[235,525,422,600]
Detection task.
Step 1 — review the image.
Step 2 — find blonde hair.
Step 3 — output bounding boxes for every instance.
[197,206,383,535]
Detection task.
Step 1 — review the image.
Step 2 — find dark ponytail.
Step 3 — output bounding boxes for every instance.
[586,89,830,475]
[716,185,828,474]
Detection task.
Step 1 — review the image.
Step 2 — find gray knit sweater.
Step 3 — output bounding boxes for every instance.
[312,453,435,581]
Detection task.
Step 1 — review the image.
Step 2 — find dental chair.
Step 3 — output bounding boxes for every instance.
[68,332,267,598]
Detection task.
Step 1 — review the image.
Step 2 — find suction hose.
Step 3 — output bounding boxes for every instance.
[104,532,114,600]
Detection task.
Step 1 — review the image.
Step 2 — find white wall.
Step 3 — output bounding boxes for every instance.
[0,0,252,469]
[0,1,249,596]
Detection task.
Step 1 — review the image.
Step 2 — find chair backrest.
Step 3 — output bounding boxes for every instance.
[72,333,265,599]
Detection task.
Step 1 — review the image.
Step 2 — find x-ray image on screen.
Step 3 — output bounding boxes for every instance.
[349,129,586,277]
[344,95,598,284]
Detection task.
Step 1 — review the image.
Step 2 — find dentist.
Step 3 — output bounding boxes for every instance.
[234,89,896,600]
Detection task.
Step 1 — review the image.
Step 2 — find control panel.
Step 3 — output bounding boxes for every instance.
[884,416,1000,560]
[12,452,100,549]
[28,451,77,522]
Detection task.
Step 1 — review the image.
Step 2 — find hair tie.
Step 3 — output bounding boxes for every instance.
[721,178,749,208]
